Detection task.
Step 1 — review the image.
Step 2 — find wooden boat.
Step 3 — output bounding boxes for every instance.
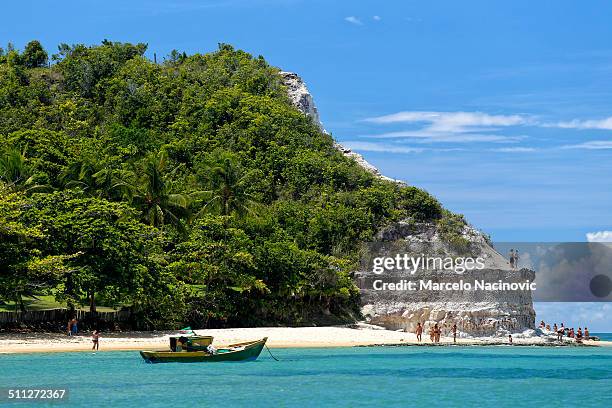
[140,337,268,363]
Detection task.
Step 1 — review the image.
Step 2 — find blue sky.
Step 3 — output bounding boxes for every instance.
[3,0,611,328]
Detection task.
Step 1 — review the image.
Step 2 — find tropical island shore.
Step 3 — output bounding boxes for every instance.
[1,325,609,354]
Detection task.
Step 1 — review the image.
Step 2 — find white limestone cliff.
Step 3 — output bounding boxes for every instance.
[279,72,326,132]
[356,221,536,336]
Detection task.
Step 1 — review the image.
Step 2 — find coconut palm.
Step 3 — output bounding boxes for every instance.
[60,159,132,200]
[197,151,260,218]
[129,150,190,228]
[0,147,50,194]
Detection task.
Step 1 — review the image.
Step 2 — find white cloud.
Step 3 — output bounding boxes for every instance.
[366,111,612,134]
[369,131,523,143]
[561,140,612,150]
[586,231,612,242]
[365,111,528,131]
[491,147,536,152]
[359,110,612,149]
[342,141,423,154]
[373,15,381,21]
[361,111,529,144]
[554,117,612,130]
[344,16,363,25]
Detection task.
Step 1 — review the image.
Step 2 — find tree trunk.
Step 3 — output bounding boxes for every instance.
[18,294,26,313]
[68,302,75,316]
[89,290,96,314]
[66,273,75,315]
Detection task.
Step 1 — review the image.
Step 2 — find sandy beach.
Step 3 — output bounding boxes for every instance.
[0,325,609,354]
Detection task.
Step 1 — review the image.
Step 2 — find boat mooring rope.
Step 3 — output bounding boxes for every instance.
[265,344,279,361]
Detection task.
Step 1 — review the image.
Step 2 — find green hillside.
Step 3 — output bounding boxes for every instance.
[0,40,451,329]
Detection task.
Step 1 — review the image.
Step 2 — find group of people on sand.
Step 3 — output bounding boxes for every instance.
[66,316,101,350]
[414,322,459,343]
[508,249,520,269]
[540,320,590,343]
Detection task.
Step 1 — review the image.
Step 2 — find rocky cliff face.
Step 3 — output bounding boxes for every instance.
[356,221,535,336]
[280,72,326,133]
[280,71,536,336]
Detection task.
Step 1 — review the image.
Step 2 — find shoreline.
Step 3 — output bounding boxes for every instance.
[1,326,610,354]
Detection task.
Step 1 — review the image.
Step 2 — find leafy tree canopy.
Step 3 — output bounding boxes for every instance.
[0,41,452,328]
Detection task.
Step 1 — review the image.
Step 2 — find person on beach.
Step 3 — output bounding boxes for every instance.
[434,324,441,343]
[92,330,100,351]
[585,327,590,340]
[557,324,564,341]
[568,328,575,338]
[553,323,558,333]
[508,249,515,269]
[452,324,457,343]
[509,334,513,344]
[416,323,423,342]
[576,327,583,341]
[71,317,78,336]
[539,320,545,328]
[429,326,435,343]
[67,319,72,336]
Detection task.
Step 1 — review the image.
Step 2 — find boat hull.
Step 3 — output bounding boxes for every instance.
[140,338,267,363]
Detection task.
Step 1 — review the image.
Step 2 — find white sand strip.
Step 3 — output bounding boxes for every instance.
[0,327,608,354]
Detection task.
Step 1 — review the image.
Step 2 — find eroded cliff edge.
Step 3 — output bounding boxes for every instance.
[280,71,536,336]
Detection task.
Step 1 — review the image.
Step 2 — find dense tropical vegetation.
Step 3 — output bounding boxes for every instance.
[0,40,455,328]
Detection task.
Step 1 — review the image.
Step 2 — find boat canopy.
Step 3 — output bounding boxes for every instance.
[169,335,213,352]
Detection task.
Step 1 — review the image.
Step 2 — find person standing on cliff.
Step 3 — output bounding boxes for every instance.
[415,323,423,342]
[452,324,458,343]
[509,249,515,269]
[514,250,520,269]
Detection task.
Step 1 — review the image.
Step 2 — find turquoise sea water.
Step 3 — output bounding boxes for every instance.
[1,345,612,408]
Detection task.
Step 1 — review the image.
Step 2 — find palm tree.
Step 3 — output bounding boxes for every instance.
[0,147,50,194]
[197,151,260,218]
[129,150,189,228]
[0,147,28,184]
[60,159,131,200]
